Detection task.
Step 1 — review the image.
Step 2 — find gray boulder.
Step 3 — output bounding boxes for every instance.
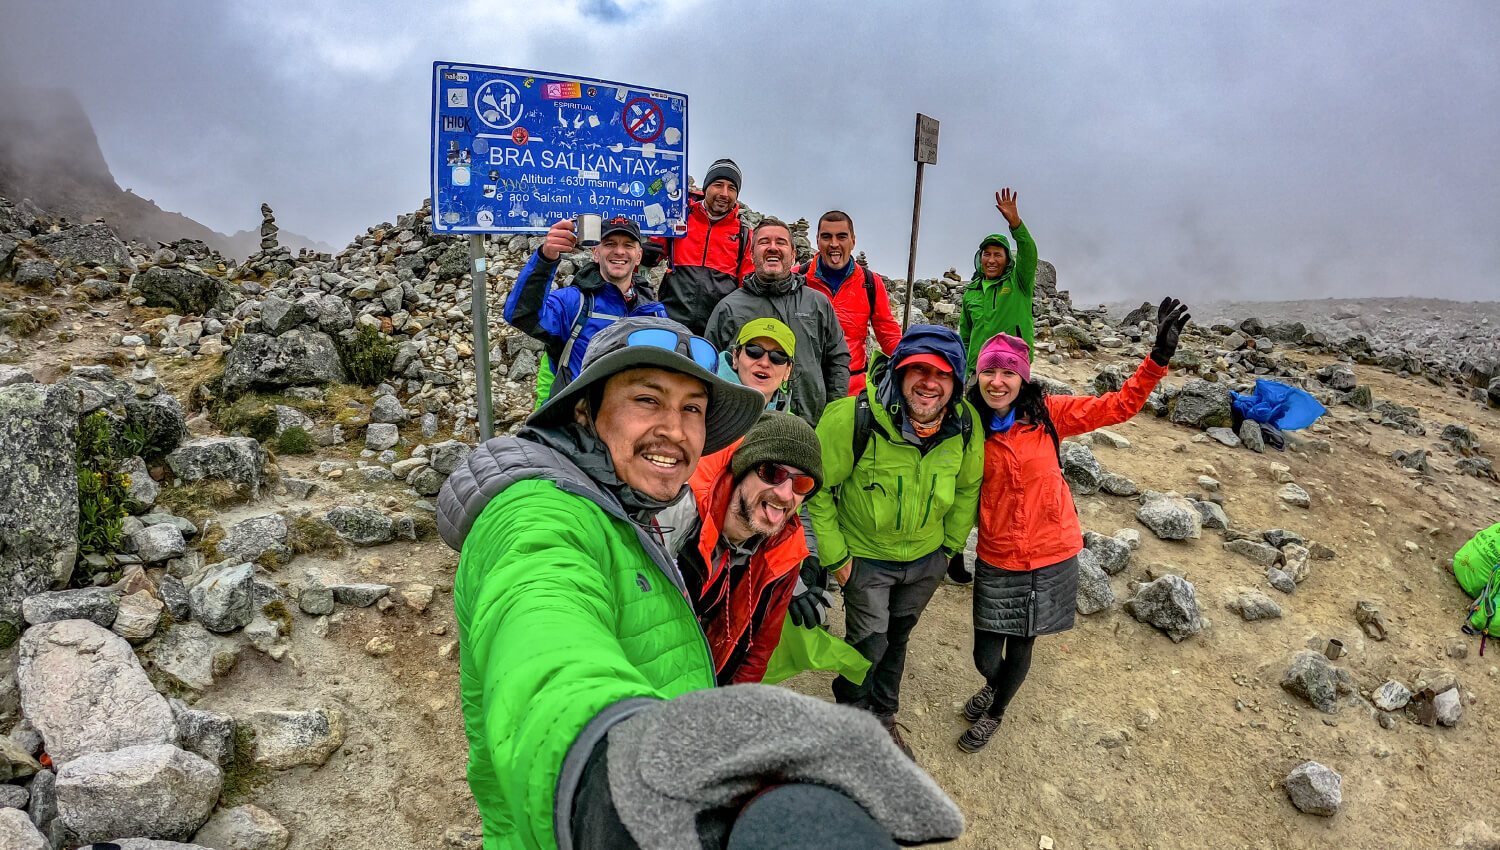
[135,266,226,315]
[297,584,335,615]
[369,394,408,425]
[0,808,46,850]
[1372,680,1411,712]
[21,587,119,629]
[124,392,190,458]
[1205,427,1241,447]
[1262,529,1305,549]
[56,744,221,843]
[188,563,255,633]
[247,709,345,769]
[1281,651,1341,713]
[1100,472,1139,496]
[330,583,390,607]
[1075,548,1114,615]
[1284,761,1342,816]
[169,699,235,768]
[1238,419,1265,452]
[167,437,267,496]
[112,591,164,643]
[1168,380,1233,429]
[1194,500,1229,530]
[364,423,399,451]
[1283,544,1312,584]
[0,383,80,644]
[1082,531,1131,575]
[0,734,40,781]
[1135,492,1202,540]
[1224,538,1280,567]
[1278,483,1312,508]
[122,456,161,512]
[221,329,347,395]
[1266,567,1296,594]
[191,804,289,850]
[13,258,57,289]
[134,523,188,564]
[145,622,237,693]
[0,366,34,387]
[325,507,394,545]
[1123,574,1202,642]
[259,294,313,336]
[1224,588,1282,621]
[216,514,291,567]
[1058,441,1103,495]
[17,620,178,764]
[272,405,313,436]
[159,574,192,621]
[36,224,130,267]
[408,466,447,496]
[428,440,474,476]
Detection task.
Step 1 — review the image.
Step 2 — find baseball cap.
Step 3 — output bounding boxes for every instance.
[736,317,797,359]
[600,215,641,243]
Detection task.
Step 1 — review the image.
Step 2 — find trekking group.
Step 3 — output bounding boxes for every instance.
[441,159,1192,849]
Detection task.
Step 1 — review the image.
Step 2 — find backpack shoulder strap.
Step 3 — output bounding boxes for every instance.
[734,223,750,277]
[863,268,879,316]
[852,390,874,464]
[557,289,595,383]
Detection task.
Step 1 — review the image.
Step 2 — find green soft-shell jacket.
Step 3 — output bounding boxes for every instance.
[807,394,984,567]
[958,223,1038,371]
[437,437,715,849]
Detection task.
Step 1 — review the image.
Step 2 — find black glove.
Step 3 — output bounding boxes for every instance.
[640,240,666,268]
[1150,297,1191,366]
[787,559,834,628]
[946,549,973,584]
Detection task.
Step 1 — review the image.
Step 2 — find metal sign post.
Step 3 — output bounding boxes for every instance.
[902,113,939,330]
[469,234,493,441]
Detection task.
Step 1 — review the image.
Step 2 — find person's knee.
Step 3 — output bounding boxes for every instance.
[885,614,920,646]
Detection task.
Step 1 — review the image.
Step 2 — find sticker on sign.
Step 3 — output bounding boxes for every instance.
[430,62,689,236]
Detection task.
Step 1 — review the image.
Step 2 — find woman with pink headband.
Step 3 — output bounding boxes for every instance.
[955,297,1190,753]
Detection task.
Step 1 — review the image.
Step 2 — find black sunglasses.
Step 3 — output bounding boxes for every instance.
[754,462,817,495]
[740,343,791,366]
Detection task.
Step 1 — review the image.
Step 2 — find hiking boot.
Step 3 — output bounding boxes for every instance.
[962,685,996,722]
[957,714,1002,753]
[878,715,915,760]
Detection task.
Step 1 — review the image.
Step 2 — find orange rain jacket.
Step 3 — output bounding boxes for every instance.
[975,357,1168,570]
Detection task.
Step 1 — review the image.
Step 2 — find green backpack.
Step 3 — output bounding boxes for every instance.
[1455,521,1500,641]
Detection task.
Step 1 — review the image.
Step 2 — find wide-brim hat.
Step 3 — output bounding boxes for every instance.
[527,316,765,456]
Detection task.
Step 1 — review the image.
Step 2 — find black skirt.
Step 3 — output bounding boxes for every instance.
[972,554,1079,637]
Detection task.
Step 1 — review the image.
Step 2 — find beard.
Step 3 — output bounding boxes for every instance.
[732,488,794,538]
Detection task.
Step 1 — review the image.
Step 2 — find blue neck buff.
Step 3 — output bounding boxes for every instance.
[817,256,853,295]
[990,408,1017,433]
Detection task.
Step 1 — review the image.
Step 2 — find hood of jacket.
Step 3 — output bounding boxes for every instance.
[740,270,804,299]
[436,429,691,594]
[873,324,969,435]
[970,232,1013,283]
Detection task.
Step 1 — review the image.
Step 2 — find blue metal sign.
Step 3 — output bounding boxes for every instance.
[430,62,689,236]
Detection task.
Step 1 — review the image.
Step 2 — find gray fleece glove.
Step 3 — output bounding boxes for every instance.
[605,685,964,849]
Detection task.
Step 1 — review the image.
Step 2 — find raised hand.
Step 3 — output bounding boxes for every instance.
[994,188,1021,229]
[1150,297,1191,366]
[540,218,579,261]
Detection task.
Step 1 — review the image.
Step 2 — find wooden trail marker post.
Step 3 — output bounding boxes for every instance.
[902,113,939,331]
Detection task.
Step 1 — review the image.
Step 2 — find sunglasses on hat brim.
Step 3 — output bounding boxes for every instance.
[624,328,719,374]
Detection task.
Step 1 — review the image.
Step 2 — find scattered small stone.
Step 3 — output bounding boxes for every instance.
[331,583,391,607]
[1278,483,1311,508]
[1100,472,1140,496]
[191,803,290,850]
[1372,681,1411,712]
[365,423,399,450]
[1135,491,1203,540]
[20,587,120,629]
[326,506,395,545]
[133,523,188,563]
[1123,574,1202,642]
[1282,651,1342,713]
[1266,567,1296,594]
[1285,760,1342,816]
[111,590,164,643]
[170,699,235,768]
[1262,529,1305,548]
[55,744,222,843]
[1434,688,1463,726]
[1082,531,1131,575]
[1268,462,1294,484]
[1224,588,1282,621]
[400,583,435,613]
[1237,419,1265,452]
[1225,539,1280,567]
[248,709,345,769]
[1075,548,1114,615]
[1205,427,1241,447]
[1354,601,1388,641]
[189,562,255,633]
[1194,499,1229,530]
[1113,529,1141,550]
[365,635,397,656]
[298,584,335,616]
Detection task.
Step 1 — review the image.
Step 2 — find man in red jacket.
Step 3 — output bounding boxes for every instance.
[644,158,755,335]
[659,411,824,684]
[798,210,903,395]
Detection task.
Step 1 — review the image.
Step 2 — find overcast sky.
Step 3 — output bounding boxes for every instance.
[2,0,1496,303]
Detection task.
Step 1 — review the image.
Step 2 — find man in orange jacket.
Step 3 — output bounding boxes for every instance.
[798,211,903,395]
[643,158,755,335]
[658,411,824,684]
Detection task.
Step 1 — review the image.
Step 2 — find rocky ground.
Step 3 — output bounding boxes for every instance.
[0,193,1498,849]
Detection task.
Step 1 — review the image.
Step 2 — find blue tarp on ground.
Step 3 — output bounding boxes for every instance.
[1231,379,1327,431]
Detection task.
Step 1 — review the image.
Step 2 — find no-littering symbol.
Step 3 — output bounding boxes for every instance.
[624,97,663,143]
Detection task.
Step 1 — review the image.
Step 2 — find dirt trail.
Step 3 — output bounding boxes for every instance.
[116,339,1498,849]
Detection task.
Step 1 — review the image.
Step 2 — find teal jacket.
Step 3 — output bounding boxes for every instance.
[716,349,793,414]
[438,436,715,849]
[807,341,984,566]
[959,223,1038,370]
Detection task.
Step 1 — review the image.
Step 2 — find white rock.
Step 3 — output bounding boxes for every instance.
[56,744,221,843]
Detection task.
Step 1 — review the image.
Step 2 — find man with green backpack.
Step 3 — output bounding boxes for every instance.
[805,324,985,758]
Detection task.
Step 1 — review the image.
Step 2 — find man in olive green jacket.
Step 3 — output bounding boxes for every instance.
[806,324,984,757]
[438,317,963,849]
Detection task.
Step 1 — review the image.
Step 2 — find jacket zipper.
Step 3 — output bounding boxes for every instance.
[700,211,720,266]
[920,473,936,526]
[895,476,904,528]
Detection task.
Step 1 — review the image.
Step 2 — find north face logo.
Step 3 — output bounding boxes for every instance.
[635,573,652,593]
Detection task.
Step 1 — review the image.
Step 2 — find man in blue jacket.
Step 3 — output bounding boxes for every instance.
[504,215,666,399]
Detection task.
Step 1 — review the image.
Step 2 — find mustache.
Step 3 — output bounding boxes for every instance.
[634,440,685,461]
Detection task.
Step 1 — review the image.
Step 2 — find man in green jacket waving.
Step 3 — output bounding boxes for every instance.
[438,317,963,849]
[958,188,1039,371]
[806,324,984,759]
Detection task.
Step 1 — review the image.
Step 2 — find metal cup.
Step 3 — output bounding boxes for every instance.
[1323,639,1344,661]
[577,213,602,247]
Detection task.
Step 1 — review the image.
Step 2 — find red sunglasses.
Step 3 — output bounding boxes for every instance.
[754,462,817,495]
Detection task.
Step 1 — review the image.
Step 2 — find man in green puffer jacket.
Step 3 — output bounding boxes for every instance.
[806,324,984,758]
[437,316,964,850]
[958,188,1039,370]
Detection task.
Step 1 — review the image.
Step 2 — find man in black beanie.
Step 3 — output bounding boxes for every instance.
[658,411,825,685]
[643,157,754,335]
